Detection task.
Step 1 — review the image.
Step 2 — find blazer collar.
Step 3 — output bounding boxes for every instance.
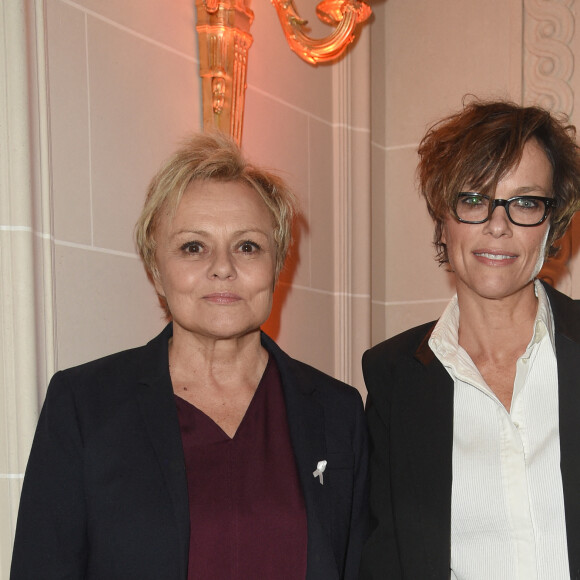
[541,280,580,343]
[135,324,189,580]
[260,333,325,466]
[405,338,454,575]
[261,332,337,579]
[414,322,437,366]
[541,282,580,578]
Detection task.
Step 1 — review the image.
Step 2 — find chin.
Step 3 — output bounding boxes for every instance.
[474,280,535,301]
[461,272,531,298]
[202,322,264,341]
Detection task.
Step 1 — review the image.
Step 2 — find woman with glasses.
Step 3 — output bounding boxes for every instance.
[360,100,580,579]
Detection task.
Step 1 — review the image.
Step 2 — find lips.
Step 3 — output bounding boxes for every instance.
[475,252,515,260]
[473,250,518,264]
[203,292,242,304]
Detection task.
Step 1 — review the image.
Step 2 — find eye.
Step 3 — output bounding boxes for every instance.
[460,194,485,207]
[181,241,204,254]
[239,240,261,253]
[513,197,540,210]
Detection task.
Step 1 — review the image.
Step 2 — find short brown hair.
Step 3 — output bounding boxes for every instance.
[135,132,299,280]
[417,99,580,263]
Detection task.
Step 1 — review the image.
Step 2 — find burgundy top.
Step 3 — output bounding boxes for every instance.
[175,356,308,579]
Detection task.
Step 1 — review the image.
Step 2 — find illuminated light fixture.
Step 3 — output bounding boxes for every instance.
[272,0,372,65]
[195,0,372,144]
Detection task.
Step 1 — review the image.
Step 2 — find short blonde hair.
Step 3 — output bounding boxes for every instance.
[135,132,299,280]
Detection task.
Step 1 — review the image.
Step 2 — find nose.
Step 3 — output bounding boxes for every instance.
[483,202,512,237]
[209,248,236,280]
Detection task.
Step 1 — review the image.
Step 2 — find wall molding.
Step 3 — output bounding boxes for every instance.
[0,0,55,567]
[524,0,575,115]
[332,30,372,392]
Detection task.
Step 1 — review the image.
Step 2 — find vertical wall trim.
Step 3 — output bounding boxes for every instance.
[34,0,57,385]
[332,30,372,392]
[332,56,353,383]
[510,0,524,102]
[524,0,575,115]
[0,0,55,569]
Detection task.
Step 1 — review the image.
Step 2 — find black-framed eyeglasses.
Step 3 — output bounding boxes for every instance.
[453,192,557,227]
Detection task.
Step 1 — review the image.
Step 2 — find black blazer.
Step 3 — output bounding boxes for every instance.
[359,282,580,580]
[11,324,369,580]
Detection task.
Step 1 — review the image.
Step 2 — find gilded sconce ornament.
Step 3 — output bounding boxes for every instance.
[195,0,254,145]
[195,0,371,143]
[271,0,372,64]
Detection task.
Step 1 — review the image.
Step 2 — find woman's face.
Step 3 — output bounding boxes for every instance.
[153,180,277,342]
[441,139,553,302]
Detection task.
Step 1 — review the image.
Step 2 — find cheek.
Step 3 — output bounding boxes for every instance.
[531,225,550,255]
[440,223,459,261]
[530,228,550,277]
[153,260,194,298]
[254,272,276,298]
[246,257,276,288]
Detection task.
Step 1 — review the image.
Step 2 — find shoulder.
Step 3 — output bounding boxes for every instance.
[292,357,363,405]
[47,325,169,401]
[58,345,145,382]
[541,281,580,341]
[362,321,437,403]
[261,332,363,406]
[38,327,172,444]
[542,280,580,314]
[363,321,436,370]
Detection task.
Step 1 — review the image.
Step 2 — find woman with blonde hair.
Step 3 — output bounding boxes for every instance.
[12,132,369,580]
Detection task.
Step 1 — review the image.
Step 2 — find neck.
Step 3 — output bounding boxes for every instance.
[168,326,268,389]
[456,281,538,359]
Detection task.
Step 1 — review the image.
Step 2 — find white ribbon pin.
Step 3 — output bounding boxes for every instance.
[313,460,327,485]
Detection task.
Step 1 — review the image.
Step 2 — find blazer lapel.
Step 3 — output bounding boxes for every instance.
[262,333,338,579]
[555,334,580,580]
[135,325,190,580]
[398,329,454,578]
[545,283,580,579]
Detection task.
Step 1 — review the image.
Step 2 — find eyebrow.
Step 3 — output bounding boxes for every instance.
[171,228,272,238]
[509,185,552,196]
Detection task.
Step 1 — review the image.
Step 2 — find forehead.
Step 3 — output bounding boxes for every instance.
[158,179,275,233]
[497,138,553,193]
[460,138,553,197]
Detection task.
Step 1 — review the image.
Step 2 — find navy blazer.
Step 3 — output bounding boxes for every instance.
[11,324,369,580]
[359,282,580,580]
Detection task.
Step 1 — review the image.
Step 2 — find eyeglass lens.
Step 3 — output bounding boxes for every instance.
[455,194,549,226]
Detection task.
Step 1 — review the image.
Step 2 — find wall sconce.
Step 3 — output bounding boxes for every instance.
[272,0,372,64]
[195,0,371,144]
